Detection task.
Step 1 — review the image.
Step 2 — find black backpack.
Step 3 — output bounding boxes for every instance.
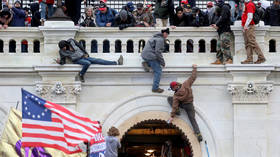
[253,3,261,25]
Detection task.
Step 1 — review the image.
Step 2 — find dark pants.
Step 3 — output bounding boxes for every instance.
[168,97,201,134]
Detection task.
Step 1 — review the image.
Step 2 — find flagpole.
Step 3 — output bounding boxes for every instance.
[15,101,19,109]
[86,141,90,157]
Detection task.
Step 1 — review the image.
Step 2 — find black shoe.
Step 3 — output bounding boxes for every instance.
[79,74,85,83]
[142,61,151,72]
[118,55,123,65]
[196,133,203,142]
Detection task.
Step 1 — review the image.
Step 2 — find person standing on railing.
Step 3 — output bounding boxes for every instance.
[8,1,25,27]
[154,0,175,27]
[141,28,169,93]
[38,0,54,25]
[95,3,117,27]
[56,39,124,82]
[211,0,233,65]
[167,64,203,142]
[241,0,266,64]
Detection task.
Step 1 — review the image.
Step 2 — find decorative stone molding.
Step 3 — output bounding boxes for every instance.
[35,81,81,104]
[228,82,273,104]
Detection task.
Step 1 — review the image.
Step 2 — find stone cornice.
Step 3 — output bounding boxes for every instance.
[0,65,278,73]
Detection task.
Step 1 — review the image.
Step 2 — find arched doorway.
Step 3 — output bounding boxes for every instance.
[119,119,193,157]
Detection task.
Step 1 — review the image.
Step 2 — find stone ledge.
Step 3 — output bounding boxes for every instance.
[0,64,278,73]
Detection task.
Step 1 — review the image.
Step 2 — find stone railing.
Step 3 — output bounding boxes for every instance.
[0,21,279,66]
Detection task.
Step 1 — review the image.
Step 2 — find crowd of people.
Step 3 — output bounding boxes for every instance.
[0,0,279,29]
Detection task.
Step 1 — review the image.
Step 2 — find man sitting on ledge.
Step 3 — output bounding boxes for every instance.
[56,39,123,82]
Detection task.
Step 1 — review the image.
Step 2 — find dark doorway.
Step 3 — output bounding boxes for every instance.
[119,120,192,157]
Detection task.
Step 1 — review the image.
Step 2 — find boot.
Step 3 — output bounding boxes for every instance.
[196,133,203,142]
[142,61,151,72]
[211,59,223,65]
[118,55,123,65]
[152,88,164,93]
[241,59,253,64]
[79,74,85,83]
[254,58,266,64]
[224,59,233,64]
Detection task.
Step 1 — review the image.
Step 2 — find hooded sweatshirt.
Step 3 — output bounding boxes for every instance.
[141,32,166,67]
[104,136,121,157]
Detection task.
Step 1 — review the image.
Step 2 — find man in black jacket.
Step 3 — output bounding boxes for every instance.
[56,39,123,82]
[263,0,280,26]
[211,0,233,64]
[114,9,135,30]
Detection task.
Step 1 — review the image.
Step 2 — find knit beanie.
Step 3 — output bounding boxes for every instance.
[120,10,128,21]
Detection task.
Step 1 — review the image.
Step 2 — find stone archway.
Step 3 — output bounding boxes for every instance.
[117,111,202,157]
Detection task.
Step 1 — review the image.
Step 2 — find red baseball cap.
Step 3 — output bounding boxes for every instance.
[100,0,107,3]
[99,3,107,11]
[169,81,178,90]
[181,0,188,4]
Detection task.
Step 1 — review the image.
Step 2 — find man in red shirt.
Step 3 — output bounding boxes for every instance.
[241,0,266,64]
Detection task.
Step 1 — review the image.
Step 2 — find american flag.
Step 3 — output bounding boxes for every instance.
[21,89,105,154]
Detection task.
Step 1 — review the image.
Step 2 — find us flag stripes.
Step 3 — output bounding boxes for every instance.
[21,89,105,154]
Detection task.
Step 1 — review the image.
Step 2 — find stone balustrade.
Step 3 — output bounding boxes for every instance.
[0,23,278,66]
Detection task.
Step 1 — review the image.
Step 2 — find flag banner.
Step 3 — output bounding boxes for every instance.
[0,107,87,157]
[90,132,106,157]
[21,89,105,154]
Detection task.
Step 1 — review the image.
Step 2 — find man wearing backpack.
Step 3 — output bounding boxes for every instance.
[241,0,266,64]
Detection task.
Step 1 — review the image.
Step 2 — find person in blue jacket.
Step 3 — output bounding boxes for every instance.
[9,1,25,27]
[95,3,118,27]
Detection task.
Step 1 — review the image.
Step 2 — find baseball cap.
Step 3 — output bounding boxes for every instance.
[207,1,214,7]
[126,2,135,12]
[181,0,188,4]
[99,3,107,11]
[169,81,178,90]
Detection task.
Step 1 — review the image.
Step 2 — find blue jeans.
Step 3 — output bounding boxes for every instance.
[74,57,117,76]
[40,2,54,20]
[229,1,236,23]
[145,60,162,90]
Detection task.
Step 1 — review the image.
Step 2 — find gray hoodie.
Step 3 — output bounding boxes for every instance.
[104,136,121,157]
[141,33,166,67]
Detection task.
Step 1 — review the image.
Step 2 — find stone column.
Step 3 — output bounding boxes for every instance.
[34,66,81,110]
[226,65,274,157]
[231,21,270,64]
[39,21,79,64]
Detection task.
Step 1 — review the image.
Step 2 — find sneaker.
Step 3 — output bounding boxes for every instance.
[211,59,223,65]
[79,74,85,83]
[142,61,151,72]
[118,55,123,65]
[224,59,233,64]
[196,133,203,142]
[254,58,266,64]
[241,59,253,64]
[152,88,164,93]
